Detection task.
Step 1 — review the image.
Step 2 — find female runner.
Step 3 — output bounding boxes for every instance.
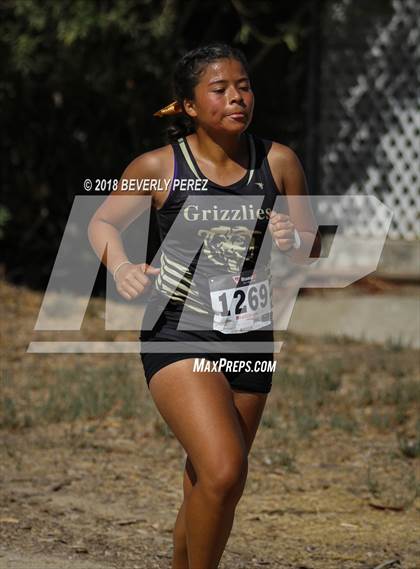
[88,42,321,569]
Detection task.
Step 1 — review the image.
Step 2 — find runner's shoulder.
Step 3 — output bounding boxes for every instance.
[260,138,300,166]
[122,143,173,181]
[260,138,303,185]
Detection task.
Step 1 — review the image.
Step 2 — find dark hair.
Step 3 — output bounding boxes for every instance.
[165,42,250,142]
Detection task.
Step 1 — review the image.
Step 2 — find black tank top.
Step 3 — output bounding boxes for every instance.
[144,131,282,332]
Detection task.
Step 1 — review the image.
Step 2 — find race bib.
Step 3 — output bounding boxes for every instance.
[209,266,272,334]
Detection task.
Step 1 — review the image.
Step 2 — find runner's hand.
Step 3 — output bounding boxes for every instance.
[269,211,296,252]
[115,263,160,301]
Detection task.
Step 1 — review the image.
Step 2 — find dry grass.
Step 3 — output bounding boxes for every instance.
[1,279,419,568]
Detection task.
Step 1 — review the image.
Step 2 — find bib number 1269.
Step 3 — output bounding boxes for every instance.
[217,282,268,316]
[209,267,272,333]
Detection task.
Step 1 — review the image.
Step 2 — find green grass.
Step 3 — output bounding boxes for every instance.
[153,417,175,439]
[39,362,141,422]
[276,363,342,402]
[381,378,420,405]
[0,396,19,429]
[271,360,348,438]
[0,360,147,429]
[358,383,374,406]
[384,334,408,352]
[1,333,418,455]
[261,413,277,429]
[369,411,393,432]
[330,413,359,433]
[398,419,420,459]
[293,405,319,438]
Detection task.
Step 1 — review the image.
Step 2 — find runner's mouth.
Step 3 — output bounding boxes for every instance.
[227,113,247,120]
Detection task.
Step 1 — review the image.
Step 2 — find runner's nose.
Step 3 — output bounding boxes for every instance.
[228,86,244,105]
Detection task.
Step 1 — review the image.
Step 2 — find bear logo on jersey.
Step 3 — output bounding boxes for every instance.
[198,226,261,273]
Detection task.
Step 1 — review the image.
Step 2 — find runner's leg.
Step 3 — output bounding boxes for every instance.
[149,359,250,569]
[172,455,197,568]
[155,363,268,569]
[172,389,268,568]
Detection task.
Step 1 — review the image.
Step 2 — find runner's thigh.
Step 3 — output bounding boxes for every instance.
[149,359,248,487]
[232,390,268,453]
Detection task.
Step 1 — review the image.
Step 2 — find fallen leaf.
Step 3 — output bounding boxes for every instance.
[0,517,19,524]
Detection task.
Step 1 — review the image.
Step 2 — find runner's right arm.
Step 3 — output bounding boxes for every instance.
[87,152,161,300]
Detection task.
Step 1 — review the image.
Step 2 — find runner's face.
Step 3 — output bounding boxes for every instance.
[187,58,254,133]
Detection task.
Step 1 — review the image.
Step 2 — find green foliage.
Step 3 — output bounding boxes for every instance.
[0,206,11,239]
[0,0,322,289]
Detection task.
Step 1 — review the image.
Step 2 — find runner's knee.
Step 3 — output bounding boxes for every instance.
[199,452,248,502]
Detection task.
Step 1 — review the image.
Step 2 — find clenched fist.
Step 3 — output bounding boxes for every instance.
[268,211,299,252]
[114,262,160,301]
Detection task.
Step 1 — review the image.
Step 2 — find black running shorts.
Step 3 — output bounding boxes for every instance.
[140,310,274,394]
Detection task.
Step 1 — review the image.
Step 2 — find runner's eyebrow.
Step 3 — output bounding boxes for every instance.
[208,77,249,85]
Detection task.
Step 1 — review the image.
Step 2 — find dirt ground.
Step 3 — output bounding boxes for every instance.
[1,279,419,568]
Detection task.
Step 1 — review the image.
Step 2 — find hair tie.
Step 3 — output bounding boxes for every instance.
[153,100,183,117]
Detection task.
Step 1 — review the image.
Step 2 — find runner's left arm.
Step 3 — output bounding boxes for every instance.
[268,144,322,265]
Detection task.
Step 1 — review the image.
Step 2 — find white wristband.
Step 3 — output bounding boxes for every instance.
[278,228,301,253]
[113,261,133,281]
[292,228,301,249]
